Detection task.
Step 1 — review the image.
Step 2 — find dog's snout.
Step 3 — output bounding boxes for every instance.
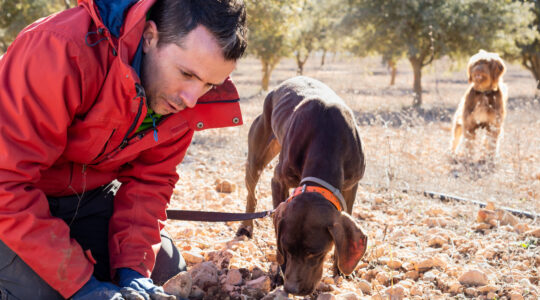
[283,281,299,294]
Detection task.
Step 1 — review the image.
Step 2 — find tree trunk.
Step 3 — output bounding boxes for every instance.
[63,0,71,9]
[409,57,423,107]
[388,60,397,86]
[295,51,309,75]
[261,60,277,91]
[261,62,271,91]
[320,49,327,67]
[521,51,540,98]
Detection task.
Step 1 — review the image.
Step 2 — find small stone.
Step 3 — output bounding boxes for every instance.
[317,293,336,300]
[458,269,488,286]
[477,285,498,293]
[335,292,360,300]
[430,235,448,247]
[215,179,236,193]
[357,279,371,294]
[415,258,435,271]
[423,271,437,282]
[447,281,462,294]
[375,272,389,286]
[464,287,477,297]
[316,281,333,293]
[525,227,540,238]
[384,285,405,300]
[404,270,419,280]
[162,271,192,299]
[246,276,271,293]
[225,269,243,285]
[188,261,219,289]
[182,251,204,264]
[387,259,402,269]
[513,223,530,234]
[509,292,524,300]
[261,288,290,300]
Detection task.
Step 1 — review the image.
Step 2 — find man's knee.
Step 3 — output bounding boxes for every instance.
[151,230,186,285]
[0,240,62,300]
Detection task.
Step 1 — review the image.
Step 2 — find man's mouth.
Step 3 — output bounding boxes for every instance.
[166,99,186,113]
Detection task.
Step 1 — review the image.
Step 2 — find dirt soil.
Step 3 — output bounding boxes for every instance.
[164,56,540,300]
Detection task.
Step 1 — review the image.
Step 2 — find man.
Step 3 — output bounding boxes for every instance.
[0,0,247,299]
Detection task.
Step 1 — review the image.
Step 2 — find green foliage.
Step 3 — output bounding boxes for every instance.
[515,0,540,89]
[342,0,535,106]
[245,0,300,89]
[0,0,72,52]
[289,0,345,73]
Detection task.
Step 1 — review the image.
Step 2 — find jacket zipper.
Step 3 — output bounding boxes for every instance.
[120,83,146,149]
[91,129,116,162]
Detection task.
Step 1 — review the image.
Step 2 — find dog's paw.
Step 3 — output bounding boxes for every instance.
[235,225,253,239]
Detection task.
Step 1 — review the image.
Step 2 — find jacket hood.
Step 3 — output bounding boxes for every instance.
[94,0,138,37]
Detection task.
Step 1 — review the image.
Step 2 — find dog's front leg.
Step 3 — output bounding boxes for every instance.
[237,115,280,238]
[485,125,502,161]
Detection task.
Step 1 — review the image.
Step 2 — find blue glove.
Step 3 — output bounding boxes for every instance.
[71,276,124,300]
[117,268,175,300]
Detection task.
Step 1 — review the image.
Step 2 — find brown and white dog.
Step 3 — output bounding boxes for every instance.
[236,76,367,295]
[451,50,508,160]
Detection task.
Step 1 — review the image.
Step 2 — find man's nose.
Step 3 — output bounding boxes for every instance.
[180,85,208,109]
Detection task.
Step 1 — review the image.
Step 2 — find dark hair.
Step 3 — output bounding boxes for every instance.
[149,0,247,61]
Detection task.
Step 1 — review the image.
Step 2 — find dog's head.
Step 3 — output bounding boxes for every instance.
[467,50,506,92]
[272,194,367,296]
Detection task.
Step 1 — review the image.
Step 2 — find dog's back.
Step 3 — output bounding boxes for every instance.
[267,76,364,193]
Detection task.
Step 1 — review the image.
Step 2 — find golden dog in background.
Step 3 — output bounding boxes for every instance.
[451,50,508,160]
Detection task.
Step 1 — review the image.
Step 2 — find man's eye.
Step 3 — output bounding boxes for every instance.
[181,71,192,78]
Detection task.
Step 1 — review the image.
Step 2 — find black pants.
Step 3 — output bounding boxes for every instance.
[0,182,185,299]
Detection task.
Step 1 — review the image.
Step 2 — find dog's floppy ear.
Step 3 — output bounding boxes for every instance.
[490,58,506,85]
[467,62,474,84]
[328,213,367,275]
[273,201,289,265]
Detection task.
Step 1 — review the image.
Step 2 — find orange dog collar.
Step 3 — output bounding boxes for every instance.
[287,184,343,212]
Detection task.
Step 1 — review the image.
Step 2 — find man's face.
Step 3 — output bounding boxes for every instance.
[141,22,236,115]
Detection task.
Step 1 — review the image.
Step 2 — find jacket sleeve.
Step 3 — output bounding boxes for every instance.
[109,128,194,277]
[0,32,94,297]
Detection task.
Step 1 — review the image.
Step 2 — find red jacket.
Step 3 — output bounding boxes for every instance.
[0,0,242,297]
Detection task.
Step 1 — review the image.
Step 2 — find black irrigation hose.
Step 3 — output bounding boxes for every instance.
[423,190,539,220]
[359,182,539,220]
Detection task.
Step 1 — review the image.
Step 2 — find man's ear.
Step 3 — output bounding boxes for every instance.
[142,20,159,53]
[328,213,367,275]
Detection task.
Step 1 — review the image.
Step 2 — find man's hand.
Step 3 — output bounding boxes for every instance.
[71,276,124,300]
[117,268,175,300]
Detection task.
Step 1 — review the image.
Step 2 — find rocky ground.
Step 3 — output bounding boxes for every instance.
[161,56,540,299]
